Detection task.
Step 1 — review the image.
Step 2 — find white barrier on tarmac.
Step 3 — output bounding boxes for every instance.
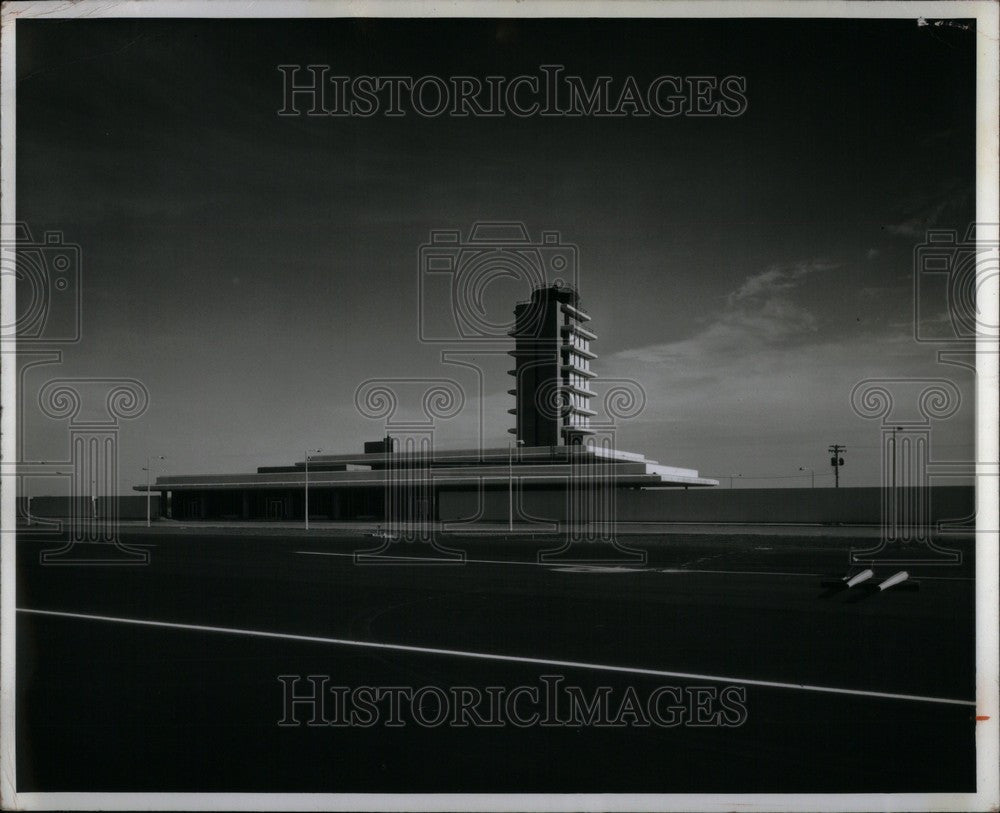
[878,570,909,591]
[846,569,874,588]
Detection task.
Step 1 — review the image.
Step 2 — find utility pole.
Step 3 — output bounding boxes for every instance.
[304,448,323,530]
[508,439,524,532]
[143,455,165,527]
[508,442,513,532]
[890,428,902,530]
[828,445,846,488]
[20,461,67,527]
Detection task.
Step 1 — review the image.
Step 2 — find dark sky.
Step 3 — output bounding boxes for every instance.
[15,16,977,489]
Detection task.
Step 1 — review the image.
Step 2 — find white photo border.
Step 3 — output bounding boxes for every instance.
[1,1,996,811]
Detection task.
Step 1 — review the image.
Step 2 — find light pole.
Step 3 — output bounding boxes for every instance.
[508,439,524,532]
[799,466,814,488]
[891,427,901,489]
[143,455,165,527]
[891,427,902,529]
[305,448,322,530]
[725,473,742,489]
[21,461,66,526]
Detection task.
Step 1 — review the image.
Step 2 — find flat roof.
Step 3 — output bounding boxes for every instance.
[298,445,663,468]
[133,446,718,492]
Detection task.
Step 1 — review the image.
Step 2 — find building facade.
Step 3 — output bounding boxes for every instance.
[146,444,715,522]
[136,284,717,522]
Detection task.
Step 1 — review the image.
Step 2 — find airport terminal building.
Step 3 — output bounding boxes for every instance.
[136,285,717,522]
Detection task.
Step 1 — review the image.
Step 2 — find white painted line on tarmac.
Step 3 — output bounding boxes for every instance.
[298,549,814,576]
[299,550,657,572]
[294,550,975,580]
[655,567,824,577]
[17,607,975,707]
[550,566,643,574]
[299,550,544,567]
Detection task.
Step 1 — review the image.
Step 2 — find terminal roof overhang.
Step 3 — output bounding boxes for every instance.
[134,445,719,492]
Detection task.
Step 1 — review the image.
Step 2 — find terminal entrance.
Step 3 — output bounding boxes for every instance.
[266,499,284,520]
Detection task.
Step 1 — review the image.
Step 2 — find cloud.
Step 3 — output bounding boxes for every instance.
[597,257,973,481]
[728,260,836,306]
[615,259,836,362]
[610,259,839,411]
[884,185,971,238]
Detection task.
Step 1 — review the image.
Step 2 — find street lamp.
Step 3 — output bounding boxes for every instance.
[304,448,323,530]
[143,455,165,527]
[799,466,815,488]
[725,473,742,489]
[891,426,903,529]
[20,461,67,526]
[508,439,524,532]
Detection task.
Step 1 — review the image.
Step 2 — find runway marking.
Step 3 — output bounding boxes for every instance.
[18,607,975,707]
[298,549,812,576]
[550,566,643,574]
[295,551,975,580]
[300,550,661,571]
[656,567,824,577]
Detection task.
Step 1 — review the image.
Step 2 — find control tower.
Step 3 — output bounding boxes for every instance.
[508,284,598,446]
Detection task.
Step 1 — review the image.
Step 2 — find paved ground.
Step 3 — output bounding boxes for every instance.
[23,517,923,536]
[14,527,977,793]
